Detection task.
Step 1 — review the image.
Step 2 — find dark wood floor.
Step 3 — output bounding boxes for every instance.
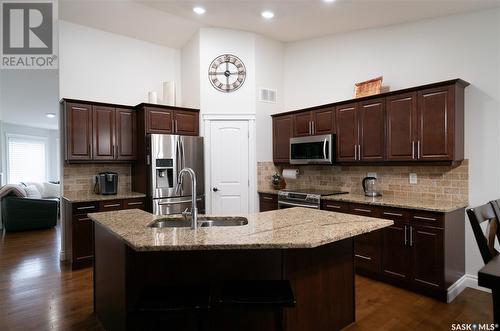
[0,227,493,330]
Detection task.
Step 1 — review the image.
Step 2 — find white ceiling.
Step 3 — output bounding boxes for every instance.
[60,0,500,48]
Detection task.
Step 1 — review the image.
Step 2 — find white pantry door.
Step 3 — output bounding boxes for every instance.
[210,120,249,215]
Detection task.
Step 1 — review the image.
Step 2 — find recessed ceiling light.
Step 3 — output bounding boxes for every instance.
[193,6,206,15]
[261,10,274,19]
[46,113,56,118]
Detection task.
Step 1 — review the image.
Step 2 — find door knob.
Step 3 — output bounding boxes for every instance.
[212,187,219,192]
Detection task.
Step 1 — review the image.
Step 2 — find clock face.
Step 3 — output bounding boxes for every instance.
[208,54,246,93]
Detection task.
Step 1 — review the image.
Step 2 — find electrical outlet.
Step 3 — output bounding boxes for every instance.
[367,172,377,178]
[409,173,418,184]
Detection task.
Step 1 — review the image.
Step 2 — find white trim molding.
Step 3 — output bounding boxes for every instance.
[202,114,257,214]
[447,273,491,303]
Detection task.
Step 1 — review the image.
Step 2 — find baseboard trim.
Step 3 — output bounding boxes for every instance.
[447,274,491,302]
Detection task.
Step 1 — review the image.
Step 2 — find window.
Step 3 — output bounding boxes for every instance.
[7,134,48,184]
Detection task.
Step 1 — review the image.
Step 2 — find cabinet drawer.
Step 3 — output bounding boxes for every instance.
[380,207,410,221]
[411,211,444,227]
[259,193,277,202]
[99,200,123,211]
[355,231,382,273]
[321,200,350,213]
[259,193,278,212]
[123,198,146,210]
[72,202,99,214]
[349,203,381,217]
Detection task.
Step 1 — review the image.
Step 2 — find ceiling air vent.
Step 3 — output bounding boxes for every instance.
[258,87,277,104]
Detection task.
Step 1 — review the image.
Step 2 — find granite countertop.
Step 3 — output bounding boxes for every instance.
[322,194,468,213]
[88,208,393,252]
[63,192,146,203]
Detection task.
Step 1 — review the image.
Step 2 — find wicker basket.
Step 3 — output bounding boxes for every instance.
[354,76,383,98]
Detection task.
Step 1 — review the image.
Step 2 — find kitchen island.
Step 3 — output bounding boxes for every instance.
[89,208,392,331]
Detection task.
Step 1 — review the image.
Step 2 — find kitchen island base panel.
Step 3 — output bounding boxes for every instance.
[94,222,355,331]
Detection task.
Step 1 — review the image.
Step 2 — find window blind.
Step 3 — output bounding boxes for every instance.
[7,136,47,184]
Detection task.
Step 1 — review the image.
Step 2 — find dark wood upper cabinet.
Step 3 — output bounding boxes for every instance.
[312,107,335,135]
[335,103,358,162]
[115,108,136,160]
[417,86,454,161]
[145,107,173,134]
[272,79,467,164]
[65,103,93,161]
[92,106,115,160]
[174,110,199,136]
[293,112,313,137]
[273,115,293,163]
[358,99,385,161]
[386,92,417,161]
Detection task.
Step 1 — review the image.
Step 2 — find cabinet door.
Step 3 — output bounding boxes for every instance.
[66,103,92,161]
[359,99,385,161]
[335,103,358,162]
[273,115,293,163]
[417,86,454,160]
[115,108,136,160]
[312,107,335,135]
[92,106,115,160]
[259,194,278,212]
[145,107,174,134]
[382,219,411,280]
[72,214,94,264]
[174,110,199,136]
[354,231,382,274]
[386,92,417,161]
[293,111,312,137]
[410,224,444,289]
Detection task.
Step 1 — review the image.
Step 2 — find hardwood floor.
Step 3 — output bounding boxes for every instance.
[0,227,493,330]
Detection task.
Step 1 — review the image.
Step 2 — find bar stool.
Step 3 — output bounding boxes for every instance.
[467,202,500,264]
[211,280,295,331]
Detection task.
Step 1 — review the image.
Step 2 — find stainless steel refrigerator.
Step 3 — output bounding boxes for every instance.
[146,134,204,215]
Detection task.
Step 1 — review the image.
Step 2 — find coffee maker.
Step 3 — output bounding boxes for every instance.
[94,172,118,195]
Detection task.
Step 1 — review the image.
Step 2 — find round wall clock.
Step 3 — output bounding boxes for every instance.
[208,54,246,93]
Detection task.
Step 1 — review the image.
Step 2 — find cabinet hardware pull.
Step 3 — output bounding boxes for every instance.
[78,217,92,221]
[312,121,315,134]
[326,205,341,209]
[127,202,143,206]
[417,140,421,159]
[413,216,437,221]
[103,203,121,208]
[404,225,408,246]
[358,144,361,160]
[73,106,88,111]
[175,120,178,132]
[77,206,96,210]
[354,145,357,161]
[383,212,403,217]
[384,270,406,278]
[354,208,371,213]
[262,197,273,200]
[412,141,415,159]
[355,254,372,261]
[409,226,413,246]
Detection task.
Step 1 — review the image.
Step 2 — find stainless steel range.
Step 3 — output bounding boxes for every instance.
[278,189,348,209]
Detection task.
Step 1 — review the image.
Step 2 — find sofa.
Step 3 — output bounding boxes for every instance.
[1,182,60,232]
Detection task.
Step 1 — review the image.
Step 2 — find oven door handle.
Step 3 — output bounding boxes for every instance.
[278,201,320,209]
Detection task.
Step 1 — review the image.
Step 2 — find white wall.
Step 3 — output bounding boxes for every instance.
[282,9,500,276]
[199,28,256,115]
[59,20,182,106]
[181,32,200,109]
[255,36,284,162]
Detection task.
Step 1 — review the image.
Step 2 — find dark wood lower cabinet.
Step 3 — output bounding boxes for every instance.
[320,199,464,301]
[63,197,145,269]
[259,193,278,211]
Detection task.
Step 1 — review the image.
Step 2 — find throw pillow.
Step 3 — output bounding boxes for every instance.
[42,182,60,198]
[25,185,42,199]
[0,184,27,199]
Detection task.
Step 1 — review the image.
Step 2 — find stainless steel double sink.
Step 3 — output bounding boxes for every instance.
[148,216,248,228]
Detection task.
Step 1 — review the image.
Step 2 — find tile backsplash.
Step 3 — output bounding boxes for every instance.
[258,160,468,202]
[63,164,132,197]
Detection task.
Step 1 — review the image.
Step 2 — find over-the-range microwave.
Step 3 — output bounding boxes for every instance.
[289,134,335,165]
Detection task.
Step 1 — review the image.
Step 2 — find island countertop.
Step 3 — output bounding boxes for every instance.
[88,207,393,252]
